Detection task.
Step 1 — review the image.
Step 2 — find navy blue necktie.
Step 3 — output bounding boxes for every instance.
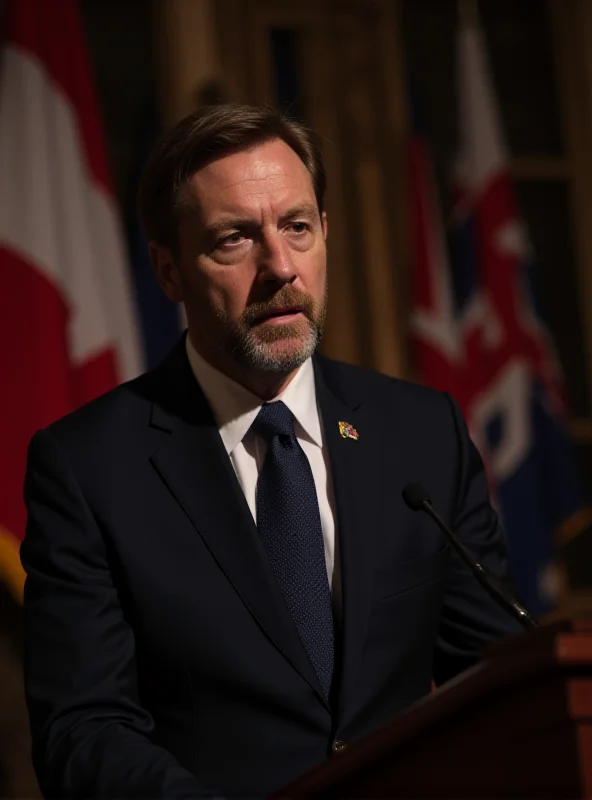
[252,401,334,697]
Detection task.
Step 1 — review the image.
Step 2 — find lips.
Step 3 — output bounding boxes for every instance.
[254,306,305,323]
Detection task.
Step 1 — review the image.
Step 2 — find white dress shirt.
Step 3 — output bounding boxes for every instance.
[185,336,339,596]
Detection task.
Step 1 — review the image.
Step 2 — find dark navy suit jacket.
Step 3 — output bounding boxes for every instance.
[21,338,522,798]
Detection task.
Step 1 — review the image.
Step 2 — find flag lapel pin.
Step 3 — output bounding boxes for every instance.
[338,421,359,441]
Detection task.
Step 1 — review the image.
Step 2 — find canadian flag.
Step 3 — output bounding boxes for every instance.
[0,0,143,600]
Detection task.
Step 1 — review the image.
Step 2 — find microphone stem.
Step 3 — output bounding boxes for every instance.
[422,502,539,631]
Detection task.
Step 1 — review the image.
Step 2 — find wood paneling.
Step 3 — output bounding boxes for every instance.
[551,0,592,418]
[155,0,220,126]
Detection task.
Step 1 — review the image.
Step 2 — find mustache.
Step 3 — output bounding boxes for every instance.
[241,286,317,326]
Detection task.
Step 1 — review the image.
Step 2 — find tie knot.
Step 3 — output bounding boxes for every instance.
[253,401,295,441]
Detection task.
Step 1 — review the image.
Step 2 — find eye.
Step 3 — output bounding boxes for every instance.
[286,221,310,234]
[217,231,245,248]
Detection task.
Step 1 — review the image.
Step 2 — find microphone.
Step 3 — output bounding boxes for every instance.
[402,483,538,631]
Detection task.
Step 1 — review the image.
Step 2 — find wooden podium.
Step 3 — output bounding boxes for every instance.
[274,620,592,798]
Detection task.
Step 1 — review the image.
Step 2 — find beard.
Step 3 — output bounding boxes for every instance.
[214,284,327,374]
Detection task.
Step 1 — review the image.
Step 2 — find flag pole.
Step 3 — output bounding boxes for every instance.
[458,0,479,28]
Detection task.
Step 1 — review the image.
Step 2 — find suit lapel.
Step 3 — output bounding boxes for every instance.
[313,357,382,722]
[148,342,329,707]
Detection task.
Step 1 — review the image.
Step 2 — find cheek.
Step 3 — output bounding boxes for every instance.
[299,250,327,299]
[202,269,253,318]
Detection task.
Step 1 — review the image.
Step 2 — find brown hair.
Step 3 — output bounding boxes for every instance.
[137,103,326,253]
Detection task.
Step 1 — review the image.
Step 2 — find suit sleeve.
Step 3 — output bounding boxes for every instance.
[432,393,524,686]
[21,428,223,799]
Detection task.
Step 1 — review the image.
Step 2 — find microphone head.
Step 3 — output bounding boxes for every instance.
[402,483,431,511]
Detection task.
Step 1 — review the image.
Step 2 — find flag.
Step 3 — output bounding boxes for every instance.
[410,10,591,615]
[0,0,143,602]
[408,91,463,404]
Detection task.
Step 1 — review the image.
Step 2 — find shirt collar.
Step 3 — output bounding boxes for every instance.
[185,336,323,455]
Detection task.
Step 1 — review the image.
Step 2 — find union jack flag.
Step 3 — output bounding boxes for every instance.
[410,11,590,614]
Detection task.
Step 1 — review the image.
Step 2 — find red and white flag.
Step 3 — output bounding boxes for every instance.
[0,0,143,600]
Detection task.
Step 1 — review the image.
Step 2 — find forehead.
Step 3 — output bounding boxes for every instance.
[185,138,316,218]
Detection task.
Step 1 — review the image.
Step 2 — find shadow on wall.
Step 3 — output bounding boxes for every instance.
[0,581,40,798]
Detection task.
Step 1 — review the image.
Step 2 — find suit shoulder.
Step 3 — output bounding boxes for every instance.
[38,370,157,451]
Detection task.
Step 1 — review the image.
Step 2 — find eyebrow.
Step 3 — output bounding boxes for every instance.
[205,203,320,235]
[278,204,320,225]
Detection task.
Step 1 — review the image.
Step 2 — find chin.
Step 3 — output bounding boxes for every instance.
[246,334,318,373]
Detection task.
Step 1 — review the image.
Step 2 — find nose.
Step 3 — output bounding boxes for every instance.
[258,229,297,285]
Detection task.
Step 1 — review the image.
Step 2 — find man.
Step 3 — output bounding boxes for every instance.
[22,104,523,799]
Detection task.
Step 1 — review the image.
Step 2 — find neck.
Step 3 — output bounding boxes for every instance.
[235,368,300,402]
[187,332,301,401]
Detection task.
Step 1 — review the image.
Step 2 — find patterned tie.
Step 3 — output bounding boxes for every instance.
[252,401,334,697]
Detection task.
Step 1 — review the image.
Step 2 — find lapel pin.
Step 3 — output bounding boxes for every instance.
[338,421,359,441]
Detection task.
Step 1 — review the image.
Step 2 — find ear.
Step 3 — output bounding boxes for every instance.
[321,211,328,241]
[149,243,184,303]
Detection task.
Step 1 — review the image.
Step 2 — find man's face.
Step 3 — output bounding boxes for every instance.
[153,138,328,383]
